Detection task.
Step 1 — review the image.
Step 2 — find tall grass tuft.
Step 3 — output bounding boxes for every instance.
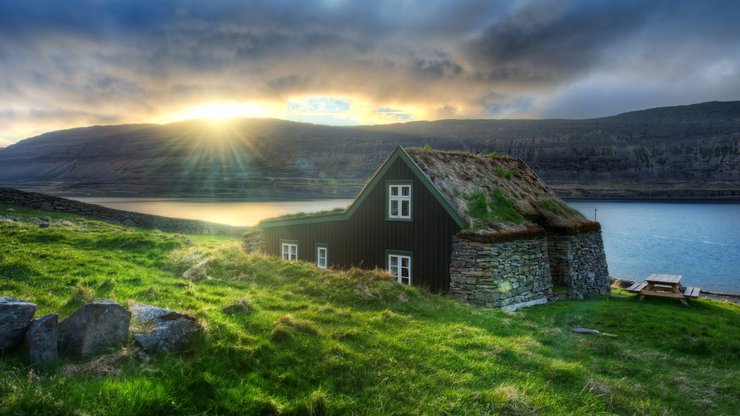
[306,389,328,416]
[74,281,95,302]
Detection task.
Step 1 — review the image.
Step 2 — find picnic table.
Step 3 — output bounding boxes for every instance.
[625,274,700,306]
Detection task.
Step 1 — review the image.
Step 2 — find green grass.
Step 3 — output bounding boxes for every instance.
[495,166,513,180]
[468,188,525,226]
[535,197,583,218]
[1,203,739,415]
[552,282,570,295]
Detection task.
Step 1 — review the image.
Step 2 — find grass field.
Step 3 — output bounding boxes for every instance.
[1,204,738,415]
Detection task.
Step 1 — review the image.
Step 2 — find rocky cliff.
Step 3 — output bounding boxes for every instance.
[0,101,737,199]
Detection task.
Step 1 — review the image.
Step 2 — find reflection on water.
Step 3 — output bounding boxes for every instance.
[69,197,354,226]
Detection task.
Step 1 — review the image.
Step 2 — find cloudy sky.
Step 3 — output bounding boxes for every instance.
[1,0,739,146]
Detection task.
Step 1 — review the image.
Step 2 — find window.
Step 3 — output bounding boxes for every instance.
[316,245,328,269]
[388,253,412,285]
[281,242,297,261]
[388,183,412,220]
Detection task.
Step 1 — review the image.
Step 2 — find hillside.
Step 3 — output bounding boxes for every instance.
[1,204,739,414]
[0,101,738,198]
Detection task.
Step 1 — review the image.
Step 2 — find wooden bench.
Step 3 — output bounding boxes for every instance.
[683,287,701,299]
[626,282,647,292]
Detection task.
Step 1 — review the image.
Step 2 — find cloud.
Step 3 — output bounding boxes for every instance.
[467,1,648,83]
[0,0,738,142]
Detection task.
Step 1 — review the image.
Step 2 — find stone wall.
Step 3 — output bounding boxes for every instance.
[547,231,610,297]
[448,236,553,308]
[242,228,265,254]
[0,187,248,235]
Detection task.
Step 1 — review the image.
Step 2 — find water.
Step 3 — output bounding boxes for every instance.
[70,197,740,293]
[567,201,740,293]
[70,197,353,227]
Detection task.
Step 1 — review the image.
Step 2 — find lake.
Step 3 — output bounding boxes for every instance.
[567,200,739,294]
[71,197,740,293]
[72,197,354,228]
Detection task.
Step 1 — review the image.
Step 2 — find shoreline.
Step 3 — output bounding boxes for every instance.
[1,183,739,202]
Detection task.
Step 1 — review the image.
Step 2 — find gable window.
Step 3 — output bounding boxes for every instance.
[316,245,328,269]
[281,242,297,261]
[387,253,412,285]
[388,182,412,220]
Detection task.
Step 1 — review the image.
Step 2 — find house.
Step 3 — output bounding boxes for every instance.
[256,146,610,308]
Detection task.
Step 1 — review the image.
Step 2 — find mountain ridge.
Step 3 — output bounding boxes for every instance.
[0,101,738,199]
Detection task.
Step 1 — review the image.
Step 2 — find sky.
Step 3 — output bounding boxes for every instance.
[1,0,739,146]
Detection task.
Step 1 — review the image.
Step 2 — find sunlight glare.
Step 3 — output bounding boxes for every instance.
[170,102,273,122]
[159,96,429,127]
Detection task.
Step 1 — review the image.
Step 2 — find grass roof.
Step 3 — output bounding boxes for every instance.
[406,148,597,239]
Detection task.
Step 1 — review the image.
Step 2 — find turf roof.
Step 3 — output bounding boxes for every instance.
[405,147,598,238]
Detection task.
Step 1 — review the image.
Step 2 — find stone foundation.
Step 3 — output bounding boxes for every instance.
[547,231,610,296]
[448,236,553,308]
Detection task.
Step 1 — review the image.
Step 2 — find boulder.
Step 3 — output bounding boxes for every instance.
[0,297,37,351]
[130,304,199,353]
[58,300,131,359]
[24,313,58,365]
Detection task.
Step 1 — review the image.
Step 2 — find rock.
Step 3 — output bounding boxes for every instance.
[132,333,158,351]
[572,326,600,334]
[0,297,37,351]
[40,202,53,211]
[130,304,199,353]
[58,300,131,359]
[24,313,58,365]
[39,222,50,228]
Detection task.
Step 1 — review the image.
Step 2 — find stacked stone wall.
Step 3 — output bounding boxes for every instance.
[547,231,610,297]
[242,229,265,254]
[448,236,552,308]
[0,188,247,235]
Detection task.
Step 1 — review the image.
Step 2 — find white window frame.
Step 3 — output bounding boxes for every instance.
[388,183,412,220]
[281,242,298,261]
[387,253,412,285]
[316,245,328,269]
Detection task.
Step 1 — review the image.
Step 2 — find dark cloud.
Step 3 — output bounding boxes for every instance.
[466,0,740,85]
[412,55,464,79]
[468,1,650,82]
[0,0,738,141]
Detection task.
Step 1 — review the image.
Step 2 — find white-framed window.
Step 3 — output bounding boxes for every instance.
[316,245,328,269]
[388,183,412,219]
[281,242,297,261]
[388,253,412,285]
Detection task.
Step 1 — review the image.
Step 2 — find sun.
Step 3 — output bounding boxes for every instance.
[167,102,274,123]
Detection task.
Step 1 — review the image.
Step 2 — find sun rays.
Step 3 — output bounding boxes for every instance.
[166,102,274,123]
[157,96,430,130]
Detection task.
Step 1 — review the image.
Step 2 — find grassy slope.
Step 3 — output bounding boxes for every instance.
[0,204,738,415]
